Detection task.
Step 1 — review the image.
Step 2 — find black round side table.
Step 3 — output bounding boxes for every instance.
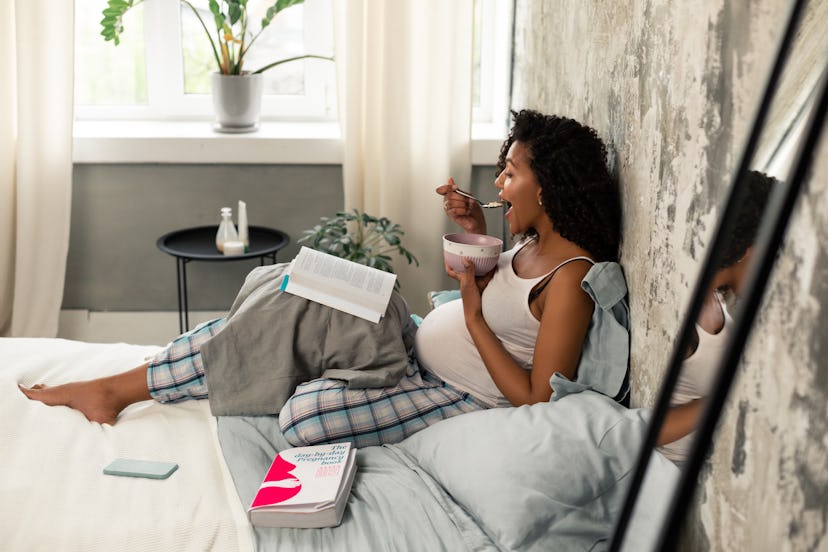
[156,225,290,333]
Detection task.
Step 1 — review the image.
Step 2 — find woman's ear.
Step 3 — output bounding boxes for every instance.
[737,246,754,265]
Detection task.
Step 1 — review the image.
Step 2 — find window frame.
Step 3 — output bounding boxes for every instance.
[74,0,336,122]
[472,0,513,128]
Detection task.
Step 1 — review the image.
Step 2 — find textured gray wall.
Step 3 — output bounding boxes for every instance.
[513,0,827,549]
[64,163,498,313]
[64,164,344,311]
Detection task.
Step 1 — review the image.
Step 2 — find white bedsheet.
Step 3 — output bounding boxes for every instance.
[0,338,254,552]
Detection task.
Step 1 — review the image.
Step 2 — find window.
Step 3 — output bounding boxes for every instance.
[472,0,513,128]
[75,0,336,122]
[73,0,512,164]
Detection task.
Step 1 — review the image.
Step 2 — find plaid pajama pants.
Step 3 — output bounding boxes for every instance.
[147,316,489,449]
[278,360,489,448]
[146,317,227,403]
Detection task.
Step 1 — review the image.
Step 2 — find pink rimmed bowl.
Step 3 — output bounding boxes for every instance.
[443,233,503,276]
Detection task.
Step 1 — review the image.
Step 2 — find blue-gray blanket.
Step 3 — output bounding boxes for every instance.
[217,391,679,551]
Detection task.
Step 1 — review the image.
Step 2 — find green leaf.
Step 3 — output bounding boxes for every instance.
[262,0,305,29]
[227,0,242,24]
[100,0,140,45]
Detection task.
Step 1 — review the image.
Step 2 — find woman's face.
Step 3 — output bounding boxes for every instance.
[495,141,545,236]
[715,247,755,296]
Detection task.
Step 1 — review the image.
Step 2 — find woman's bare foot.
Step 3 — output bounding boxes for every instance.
[19,364,153,425]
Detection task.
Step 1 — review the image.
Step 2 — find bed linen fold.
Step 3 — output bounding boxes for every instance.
[215,390,681,551]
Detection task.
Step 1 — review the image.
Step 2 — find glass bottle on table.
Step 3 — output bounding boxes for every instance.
[215,207,238,253]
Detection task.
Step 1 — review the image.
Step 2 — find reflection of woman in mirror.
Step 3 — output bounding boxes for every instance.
[657,170,777,464]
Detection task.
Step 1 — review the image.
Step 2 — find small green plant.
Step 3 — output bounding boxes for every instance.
[299,210,419,286]
[100,0,332,75]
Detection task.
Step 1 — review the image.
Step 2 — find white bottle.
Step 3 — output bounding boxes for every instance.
[237,200,249,252]
[215,207,238,253]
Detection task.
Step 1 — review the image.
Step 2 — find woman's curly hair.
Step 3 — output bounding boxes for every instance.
[496,110,622,262]
[719,170,776,268]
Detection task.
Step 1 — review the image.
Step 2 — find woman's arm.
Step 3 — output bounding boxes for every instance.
[519,263,593,403]
[453,258,593,405]
[657,399,704,446]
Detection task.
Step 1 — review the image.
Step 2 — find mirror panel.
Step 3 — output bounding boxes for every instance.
[611,0,828,549]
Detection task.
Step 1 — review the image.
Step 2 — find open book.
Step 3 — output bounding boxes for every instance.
[281,246,397,323]
[248,442,357,529]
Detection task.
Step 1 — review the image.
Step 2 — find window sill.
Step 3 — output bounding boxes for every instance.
[72,120,344,165]
[72,120,503,166]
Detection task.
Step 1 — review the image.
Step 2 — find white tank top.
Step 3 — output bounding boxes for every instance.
[658,294,732,464]
[414,240,593,407]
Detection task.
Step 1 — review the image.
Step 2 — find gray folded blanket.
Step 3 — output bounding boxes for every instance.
[202,263,416,416]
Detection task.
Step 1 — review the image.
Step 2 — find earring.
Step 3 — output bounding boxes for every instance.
[538,199,543,206]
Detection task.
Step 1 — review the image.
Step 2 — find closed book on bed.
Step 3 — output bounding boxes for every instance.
[248,442,357,528]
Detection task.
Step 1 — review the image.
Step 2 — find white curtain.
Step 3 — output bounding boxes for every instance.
[333,0,474,315]
[0,1,74,337]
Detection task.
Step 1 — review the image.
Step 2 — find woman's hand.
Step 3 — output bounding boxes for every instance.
[445,258,495,323]
[436,178,487,235]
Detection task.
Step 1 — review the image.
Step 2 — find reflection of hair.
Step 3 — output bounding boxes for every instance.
[719,170,778,268]
[496,110,622,262]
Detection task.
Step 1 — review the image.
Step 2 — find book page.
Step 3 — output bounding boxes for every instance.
[283,247,396,323]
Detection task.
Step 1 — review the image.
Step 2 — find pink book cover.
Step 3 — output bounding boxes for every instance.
[249,443,352,512]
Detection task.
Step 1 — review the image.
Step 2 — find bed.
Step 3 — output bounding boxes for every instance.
[1,336,678,551]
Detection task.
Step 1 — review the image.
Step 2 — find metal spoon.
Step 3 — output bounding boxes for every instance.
[453,189,504,208]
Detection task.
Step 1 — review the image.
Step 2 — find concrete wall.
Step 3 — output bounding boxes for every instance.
[511,0,827,549]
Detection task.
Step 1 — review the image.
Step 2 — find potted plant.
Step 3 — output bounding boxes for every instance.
[299,210,420,288]
[100,0,333,131]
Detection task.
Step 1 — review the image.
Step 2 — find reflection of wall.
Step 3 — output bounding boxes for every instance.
[753,1,828,173]
[703,131,828,551]
[513,0,826,549]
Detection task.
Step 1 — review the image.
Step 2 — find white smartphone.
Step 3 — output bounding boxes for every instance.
[103,458,179,480]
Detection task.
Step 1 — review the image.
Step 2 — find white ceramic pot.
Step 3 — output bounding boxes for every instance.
[211,72,264,132]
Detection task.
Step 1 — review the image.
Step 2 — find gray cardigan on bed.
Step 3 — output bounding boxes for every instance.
[202,263,417,416]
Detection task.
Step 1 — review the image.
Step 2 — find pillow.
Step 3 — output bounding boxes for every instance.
[427,289,462,309]
[394,391,652,551]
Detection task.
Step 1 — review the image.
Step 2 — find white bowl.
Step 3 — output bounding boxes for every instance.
[443,233,503,276]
